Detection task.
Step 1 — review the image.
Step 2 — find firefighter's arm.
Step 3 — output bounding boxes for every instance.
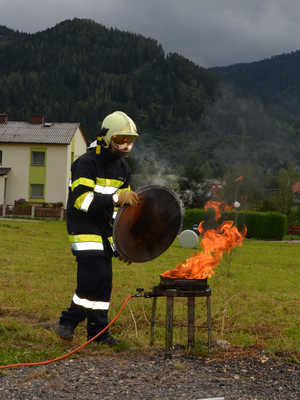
[71,158,112,216]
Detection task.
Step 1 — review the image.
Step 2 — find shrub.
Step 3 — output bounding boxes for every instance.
[183,208,287,240]
[236,211,287,240]
[14,198,30,207]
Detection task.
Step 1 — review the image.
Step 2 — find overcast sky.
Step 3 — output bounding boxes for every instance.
[1,0,300,68]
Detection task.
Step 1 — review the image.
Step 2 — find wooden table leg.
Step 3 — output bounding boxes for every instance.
[150,297,157,346]
[187,297,195,349]
[165,296,174,358]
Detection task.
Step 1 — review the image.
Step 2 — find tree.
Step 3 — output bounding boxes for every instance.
[273,168,294,214]
[221,164,266,209]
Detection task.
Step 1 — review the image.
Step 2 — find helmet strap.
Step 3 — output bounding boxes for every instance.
[96,127,109,154]
[96,136,102,154]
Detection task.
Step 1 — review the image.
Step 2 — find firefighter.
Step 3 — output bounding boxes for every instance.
[55,111,139,345]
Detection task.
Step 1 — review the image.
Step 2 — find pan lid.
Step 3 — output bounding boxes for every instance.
[113,185,182,262]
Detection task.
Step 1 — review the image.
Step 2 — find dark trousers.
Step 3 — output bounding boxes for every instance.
[59,254,112,339]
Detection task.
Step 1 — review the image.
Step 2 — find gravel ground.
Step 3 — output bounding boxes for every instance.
[0,349,299,400]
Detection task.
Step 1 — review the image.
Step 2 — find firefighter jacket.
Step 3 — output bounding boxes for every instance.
[67,147,131,257]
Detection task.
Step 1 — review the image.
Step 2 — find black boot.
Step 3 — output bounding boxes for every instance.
[56,300,86,341]
[55,323,75,341]
[87,310,118,345]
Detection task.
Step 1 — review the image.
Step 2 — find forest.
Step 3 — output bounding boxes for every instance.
[1,18,300,213]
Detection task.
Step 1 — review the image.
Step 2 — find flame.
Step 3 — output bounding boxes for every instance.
[204,200,223,221]
[235,175,243,182]
[161,202,247,280]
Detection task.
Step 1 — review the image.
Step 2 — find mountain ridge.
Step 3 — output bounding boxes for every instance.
[1,18,300,177]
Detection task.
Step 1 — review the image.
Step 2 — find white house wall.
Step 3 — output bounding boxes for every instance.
[0,127,87,208]
[46,144,69,206]
[0,143,69,206]
[0,176,5,205]
[73,128,87,161]
[0,144,30,205]
[46,128,86,206]
[64,128,87,205]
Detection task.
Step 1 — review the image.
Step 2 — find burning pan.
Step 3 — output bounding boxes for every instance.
[113,185,182,262]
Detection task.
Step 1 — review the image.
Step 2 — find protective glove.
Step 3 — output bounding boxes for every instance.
[118,255,132,265]
[112,248,132,264]
[117,190,139,207]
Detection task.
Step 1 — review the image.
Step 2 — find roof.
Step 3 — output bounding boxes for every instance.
[0,121,85,145]
[0,167,11,176]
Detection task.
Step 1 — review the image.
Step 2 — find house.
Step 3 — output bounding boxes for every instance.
[0,114,87,208]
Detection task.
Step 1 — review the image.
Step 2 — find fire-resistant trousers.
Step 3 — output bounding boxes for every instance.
[59,254,113,339]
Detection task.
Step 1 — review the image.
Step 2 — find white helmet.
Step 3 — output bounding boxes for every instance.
[101,111,139,148]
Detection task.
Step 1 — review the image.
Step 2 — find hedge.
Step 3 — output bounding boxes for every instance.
[183,208,287,240]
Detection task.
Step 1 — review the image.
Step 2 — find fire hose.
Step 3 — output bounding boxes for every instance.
[0,293,138,370]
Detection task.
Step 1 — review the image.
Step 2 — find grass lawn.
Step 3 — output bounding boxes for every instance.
[0,219,299,365]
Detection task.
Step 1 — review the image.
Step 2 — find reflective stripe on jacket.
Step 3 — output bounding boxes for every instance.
[67,148,131,257]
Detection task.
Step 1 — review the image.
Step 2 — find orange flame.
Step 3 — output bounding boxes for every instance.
[161,202,247,280]
[235,175,243,182]
[204,200,223,221]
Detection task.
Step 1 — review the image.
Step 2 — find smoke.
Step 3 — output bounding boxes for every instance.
[129,139,193,213]
[130,84,297,210]
[197,85,295,171]
[130,141,180,186]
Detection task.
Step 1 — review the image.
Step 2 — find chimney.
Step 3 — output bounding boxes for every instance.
[0,113,8,123]
[30,115,45,125]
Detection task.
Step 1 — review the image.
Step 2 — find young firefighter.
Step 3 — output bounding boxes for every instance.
[55,111,139,345]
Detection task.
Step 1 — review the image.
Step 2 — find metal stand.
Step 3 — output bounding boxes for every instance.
[147,285,212,359]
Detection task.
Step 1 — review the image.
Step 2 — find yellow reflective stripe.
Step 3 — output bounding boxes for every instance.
[74,193,89,210]
[72,177,95,191]
[96,178,124,188]
[69,234,103,243]
[108,236,113,244]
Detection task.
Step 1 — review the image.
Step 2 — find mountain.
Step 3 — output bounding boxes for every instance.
[211,51,300,117]
[1,18,300,179]
[0,25,23,37]
[0,18,218,150]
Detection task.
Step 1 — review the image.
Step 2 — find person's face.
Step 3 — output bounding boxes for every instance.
[110,135,136,156]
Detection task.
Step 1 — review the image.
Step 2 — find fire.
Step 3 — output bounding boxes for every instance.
[204,200,223,221]
[161,202,247,280]
[235,175,243,182]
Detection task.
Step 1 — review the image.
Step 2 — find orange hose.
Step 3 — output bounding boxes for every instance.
[0,294,133,369]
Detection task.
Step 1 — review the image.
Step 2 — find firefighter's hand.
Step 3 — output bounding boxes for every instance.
[113,249,132,264]
[118,255,132,265]
[118,190,139,207]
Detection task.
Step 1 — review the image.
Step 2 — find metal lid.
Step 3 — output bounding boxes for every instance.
[113,185,182,262]
[178,229,199,249]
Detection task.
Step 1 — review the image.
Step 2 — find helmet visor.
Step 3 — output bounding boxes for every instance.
[111,135,137,145]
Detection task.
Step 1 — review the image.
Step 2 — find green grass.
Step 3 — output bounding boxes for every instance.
[0,219,299,365]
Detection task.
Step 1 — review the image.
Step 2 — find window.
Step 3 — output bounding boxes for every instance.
[0,150,2,165]
[32,151,45,166]
[30,184,44,199]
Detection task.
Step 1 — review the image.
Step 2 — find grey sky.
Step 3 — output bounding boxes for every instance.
[1,0,300,67]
